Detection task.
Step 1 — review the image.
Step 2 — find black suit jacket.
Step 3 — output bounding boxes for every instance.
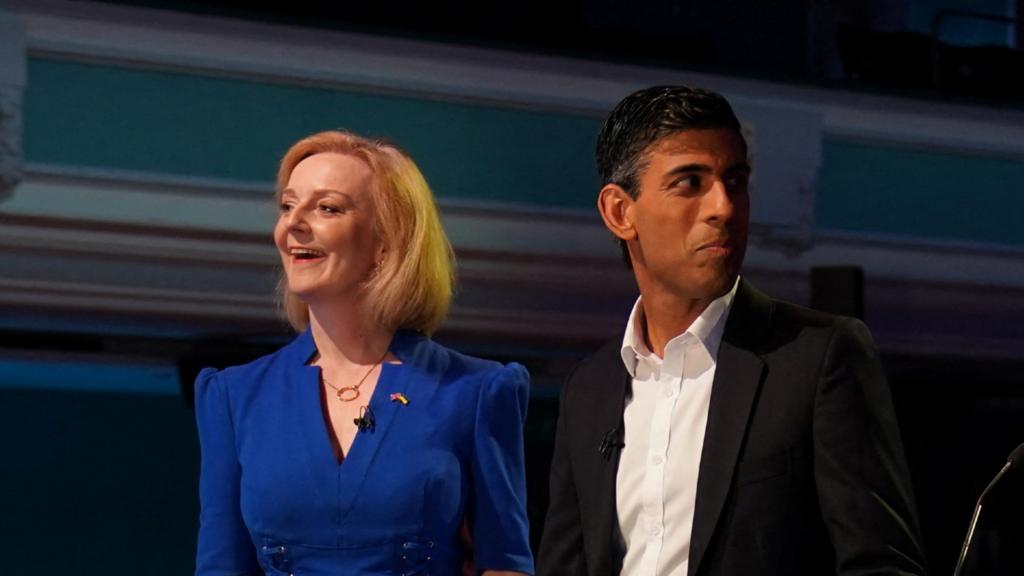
[537,280,927,576]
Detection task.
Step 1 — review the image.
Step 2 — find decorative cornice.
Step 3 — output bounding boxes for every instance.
[2,168,1023,358]
[0,9,26,201]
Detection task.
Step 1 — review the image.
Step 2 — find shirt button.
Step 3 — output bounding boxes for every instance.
[652,455,664,466]
[663,387,674,398]
[651,525,662,537]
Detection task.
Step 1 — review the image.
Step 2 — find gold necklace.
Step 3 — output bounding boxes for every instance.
[322,351,387,402]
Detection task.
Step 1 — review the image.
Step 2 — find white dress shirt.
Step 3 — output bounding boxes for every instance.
[616,278,739,576]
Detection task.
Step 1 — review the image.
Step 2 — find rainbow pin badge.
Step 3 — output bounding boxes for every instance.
[390,392,409,405]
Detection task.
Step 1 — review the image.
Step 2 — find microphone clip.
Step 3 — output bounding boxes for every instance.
[353,406,375,432]
[598,427,625,460]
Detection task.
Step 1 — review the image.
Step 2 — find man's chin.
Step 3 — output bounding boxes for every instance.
[697,271,740,301]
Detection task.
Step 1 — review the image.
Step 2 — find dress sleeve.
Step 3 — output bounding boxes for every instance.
[194,368,260,576]
[469,362,535,575]
[813,318,928,575]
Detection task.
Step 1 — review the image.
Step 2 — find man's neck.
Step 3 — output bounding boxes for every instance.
[639,290,716,358]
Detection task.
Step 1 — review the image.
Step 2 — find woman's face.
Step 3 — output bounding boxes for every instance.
[274,152,383,306]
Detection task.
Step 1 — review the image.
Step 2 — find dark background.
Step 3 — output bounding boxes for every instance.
[2,0,1023,574]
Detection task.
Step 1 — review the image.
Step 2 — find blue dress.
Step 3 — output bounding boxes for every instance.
[194,330,534,575]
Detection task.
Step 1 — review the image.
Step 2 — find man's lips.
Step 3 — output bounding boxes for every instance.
[696,240,734,256]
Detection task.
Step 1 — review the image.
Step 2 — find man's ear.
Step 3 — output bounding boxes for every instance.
[597,184,637,242]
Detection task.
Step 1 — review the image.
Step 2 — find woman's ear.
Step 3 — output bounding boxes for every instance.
[597,184,637,242]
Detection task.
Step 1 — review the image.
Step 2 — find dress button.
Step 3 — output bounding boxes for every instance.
[663,387,674,398]
[652,455,664,465]
[651,525,662,537]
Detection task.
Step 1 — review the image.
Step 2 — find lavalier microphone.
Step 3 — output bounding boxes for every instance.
[353,405,375,432]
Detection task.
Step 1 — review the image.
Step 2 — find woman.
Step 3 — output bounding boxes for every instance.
[194,130,533,576]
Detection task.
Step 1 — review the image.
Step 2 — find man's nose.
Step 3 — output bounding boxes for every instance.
[704,180,735,222]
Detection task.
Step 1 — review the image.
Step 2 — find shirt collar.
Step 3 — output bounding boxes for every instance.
[620,276,740,377]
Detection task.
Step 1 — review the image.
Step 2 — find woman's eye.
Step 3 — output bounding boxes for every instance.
[278,202,293,213]
[318,204,341,214]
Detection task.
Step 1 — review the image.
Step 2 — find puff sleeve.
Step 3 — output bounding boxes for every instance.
[469,362,535,574]
[194,368,260,576]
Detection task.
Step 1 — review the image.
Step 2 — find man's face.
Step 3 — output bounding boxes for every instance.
[624,128,750,303]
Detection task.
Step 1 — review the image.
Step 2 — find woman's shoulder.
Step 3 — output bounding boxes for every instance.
[415,339,529,402]
[194,331,311,395]
[413,335,521,377]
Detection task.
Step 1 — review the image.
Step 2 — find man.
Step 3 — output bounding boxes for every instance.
[536,86,926,576]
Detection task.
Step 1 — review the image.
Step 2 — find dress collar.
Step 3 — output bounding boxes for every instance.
[283,327,426,366]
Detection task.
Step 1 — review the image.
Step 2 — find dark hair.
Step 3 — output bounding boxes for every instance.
[596,85,745,265]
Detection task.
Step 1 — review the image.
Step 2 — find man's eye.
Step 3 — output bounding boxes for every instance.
[675,174,701,189]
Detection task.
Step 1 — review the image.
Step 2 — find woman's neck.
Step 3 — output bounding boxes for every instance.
[307,299,394,369]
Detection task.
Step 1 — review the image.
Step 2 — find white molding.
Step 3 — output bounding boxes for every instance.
[0,276,272,318]
[1,172,1022,357]
[4,165,1022,287]
[0,218,275,266]
[746,232,1024,288]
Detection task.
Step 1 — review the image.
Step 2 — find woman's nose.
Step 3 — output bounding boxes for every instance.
[283,207,310,232]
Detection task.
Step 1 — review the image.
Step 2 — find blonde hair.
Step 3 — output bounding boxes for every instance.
[276,130,455,335]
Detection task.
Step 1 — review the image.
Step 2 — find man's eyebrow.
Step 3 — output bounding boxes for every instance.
[665,163,714,176]
[660,161,751,186]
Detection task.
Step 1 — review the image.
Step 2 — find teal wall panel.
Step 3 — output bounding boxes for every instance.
[24,58,600,208]
[818,138,1024,246]
[25,58,1024,246]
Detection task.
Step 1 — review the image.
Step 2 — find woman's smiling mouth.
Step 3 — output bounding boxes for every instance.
[288,247,326,262]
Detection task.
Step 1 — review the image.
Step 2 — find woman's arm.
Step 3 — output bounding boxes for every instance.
[469,363,536,576]
[194,368,261,576]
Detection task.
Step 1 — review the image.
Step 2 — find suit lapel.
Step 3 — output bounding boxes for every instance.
[601,369,630,558]
[577,342,631,571]
[688,280,772,576]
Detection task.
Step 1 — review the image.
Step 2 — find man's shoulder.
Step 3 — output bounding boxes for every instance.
[737,279,865,332]
[560,338,627,400]
[735,281,876,362]
[572,338,624,375]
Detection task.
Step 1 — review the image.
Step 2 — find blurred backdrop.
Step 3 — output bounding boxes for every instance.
[0,0,1022,573]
